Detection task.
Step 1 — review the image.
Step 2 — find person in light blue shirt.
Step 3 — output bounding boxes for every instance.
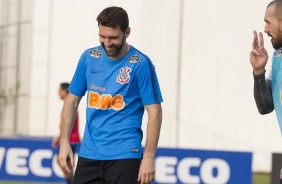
[251,2,282,182]
[58,6,163,184]
[251,1,282,134]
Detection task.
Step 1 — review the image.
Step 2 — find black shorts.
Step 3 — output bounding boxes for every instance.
[70,144,77,153]
[73,156,141,184]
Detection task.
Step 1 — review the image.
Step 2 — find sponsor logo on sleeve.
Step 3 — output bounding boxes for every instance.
[129,54,139,64]
[90,48,102,58]
[117,67,132,85]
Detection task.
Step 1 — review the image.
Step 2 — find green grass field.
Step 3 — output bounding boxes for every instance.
[0,173,271,184]
[253,172,270,184]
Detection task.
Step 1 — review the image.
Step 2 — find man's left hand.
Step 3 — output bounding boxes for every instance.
[138,156,155,184]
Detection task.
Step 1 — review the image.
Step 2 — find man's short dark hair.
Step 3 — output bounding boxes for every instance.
[96,6,129,32]
[268,0,282,20]
[60,82,69,93]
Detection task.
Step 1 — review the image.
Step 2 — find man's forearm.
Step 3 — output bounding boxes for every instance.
[253,71,274,114]
[143,107,162,158]
[60,94,80,143]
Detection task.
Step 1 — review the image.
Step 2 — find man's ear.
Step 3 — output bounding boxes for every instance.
[125,27,131,38]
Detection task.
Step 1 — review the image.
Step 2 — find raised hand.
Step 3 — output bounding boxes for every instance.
[250,31,268,75]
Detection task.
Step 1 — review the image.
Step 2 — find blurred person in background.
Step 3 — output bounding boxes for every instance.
[52,82,80,184]
[58,6,163,184]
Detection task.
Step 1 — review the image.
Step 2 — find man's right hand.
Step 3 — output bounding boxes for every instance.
[250,30,269,75]
[58,140,74,174]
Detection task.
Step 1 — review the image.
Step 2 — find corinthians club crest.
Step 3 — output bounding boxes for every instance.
[117,67,132,84]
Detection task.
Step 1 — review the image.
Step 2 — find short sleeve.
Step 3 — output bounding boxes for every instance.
[136,59,163,105]
[69,51,88,97]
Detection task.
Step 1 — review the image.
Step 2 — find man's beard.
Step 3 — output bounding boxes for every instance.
[102,37,125,58]
[271,30,282,50]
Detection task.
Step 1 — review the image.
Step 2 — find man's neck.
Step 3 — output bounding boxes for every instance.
[109,43,130,60]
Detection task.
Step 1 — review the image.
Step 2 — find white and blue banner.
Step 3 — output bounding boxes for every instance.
[154,148,252,184]
[0,137,74,182]
[0,137,252,184]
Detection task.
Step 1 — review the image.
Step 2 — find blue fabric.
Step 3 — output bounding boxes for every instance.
[69,45,163,160]
[272,49,282,134]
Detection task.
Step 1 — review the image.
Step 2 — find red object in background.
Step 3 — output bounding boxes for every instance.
[70,113,80,143]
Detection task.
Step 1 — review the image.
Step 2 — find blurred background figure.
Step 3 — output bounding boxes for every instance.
[52,82,80,184]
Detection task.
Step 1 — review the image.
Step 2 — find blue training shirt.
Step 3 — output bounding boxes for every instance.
[69,45,163,160]
[271,49,282,134]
